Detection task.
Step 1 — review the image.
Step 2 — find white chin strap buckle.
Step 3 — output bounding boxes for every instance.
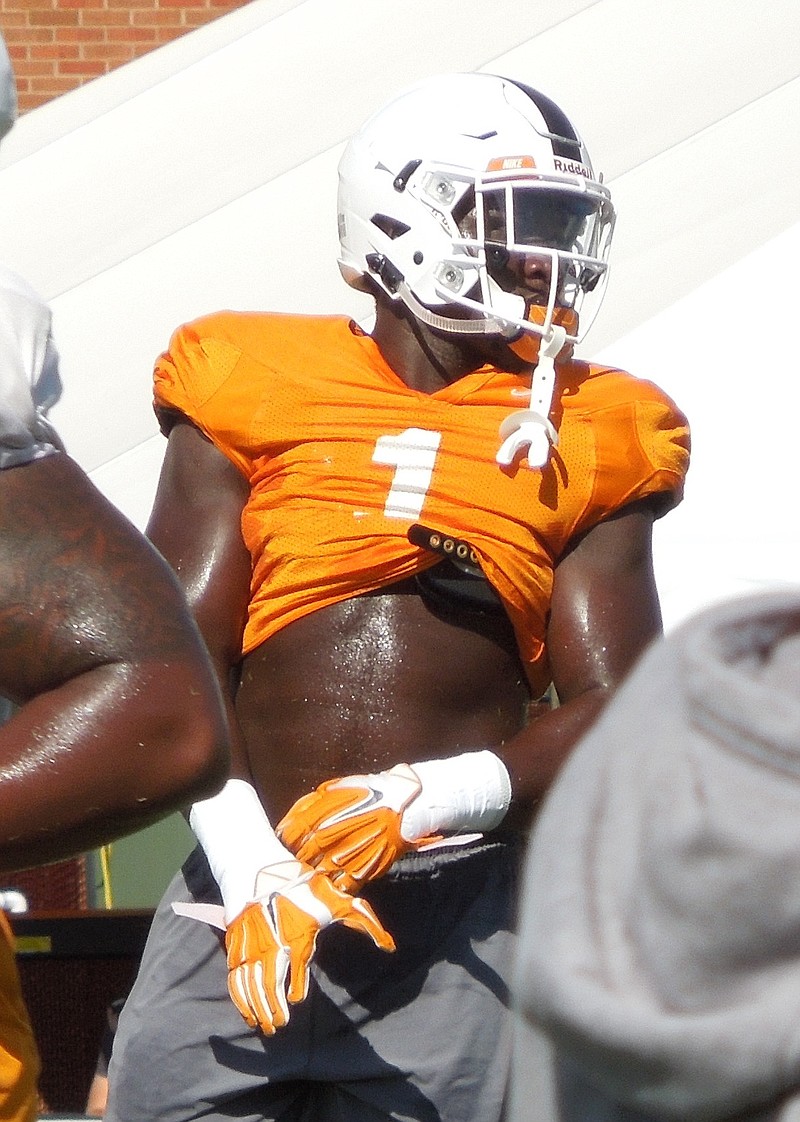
[495,325,567,470]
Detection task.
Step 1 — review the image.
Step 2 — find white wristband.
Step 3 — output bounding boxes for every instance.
[400,750,512,842]
[189,778,294,922]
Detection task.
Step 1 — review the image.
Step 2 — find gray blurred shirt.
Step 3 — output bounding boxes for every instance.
[513,591,800,1122]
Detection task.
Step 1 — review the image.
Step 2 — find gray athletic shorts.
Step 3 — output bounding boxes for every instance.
[105,836,520,1122]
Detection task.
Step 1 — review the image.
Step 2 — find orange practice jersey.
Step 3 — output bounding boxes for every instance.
[154,312,689,696]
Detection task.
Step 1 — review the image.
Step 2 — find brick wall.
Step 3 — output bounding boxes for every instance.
[1,0,252,112]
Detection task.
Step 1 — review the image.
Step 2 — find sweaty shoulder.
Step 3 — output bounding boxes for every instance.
[560,360,690,528]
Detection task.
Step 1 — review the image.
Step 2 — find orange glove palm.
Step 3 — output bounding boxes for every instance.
[277,764,439,891]
[224,859,395,1034]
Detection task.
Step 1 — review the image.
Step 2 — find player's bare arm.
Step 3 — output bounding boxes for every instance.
[146,417,253,777]
[498,495,663,829]
[0,452,229,871]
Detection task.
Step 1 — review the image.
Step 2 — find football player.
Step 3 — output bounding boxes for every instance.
[0,34,230,1122]
[106,73,689,1122]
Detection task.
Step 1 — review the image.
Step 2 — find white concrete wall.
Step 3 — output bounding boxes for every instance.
[0,0,798,636]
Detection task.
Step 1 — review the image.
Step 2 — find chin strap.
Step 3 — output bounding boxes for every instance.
[397,282,508,336]
[495,325,567,470]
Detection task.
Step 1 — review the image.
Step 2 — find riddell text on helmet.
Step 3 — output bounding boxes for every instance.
[553,157,591,178]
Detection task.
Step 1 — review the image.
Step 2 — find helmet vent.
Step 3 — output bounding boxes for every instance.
[371,213,411,240]
[393,159,422,192]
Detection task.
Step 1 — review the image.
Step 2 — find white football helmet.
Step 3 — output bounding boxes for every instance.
[337,73,615,355]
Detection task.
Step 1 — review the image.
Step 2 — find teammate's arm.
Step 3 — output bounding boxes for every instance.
[0,452,230,872]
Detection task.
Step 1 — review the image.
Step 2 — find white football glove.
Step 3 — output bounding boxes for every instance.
[278,751,511,891]
[178,780,394,1035]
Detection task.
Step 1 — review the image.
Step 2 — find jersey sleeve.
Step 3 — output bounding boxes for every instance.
[564,377,689,544]
[152,313,256,476]
[633,392,690,511]
[0,265,63,469]
[153,315,238,429]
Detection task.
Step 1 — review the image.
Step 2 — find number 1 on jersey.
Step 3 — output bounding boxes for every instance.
[373,428,442,520]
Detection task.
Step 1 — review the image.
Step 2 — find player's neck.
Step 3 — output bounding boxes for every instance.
[370,300,530,394]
